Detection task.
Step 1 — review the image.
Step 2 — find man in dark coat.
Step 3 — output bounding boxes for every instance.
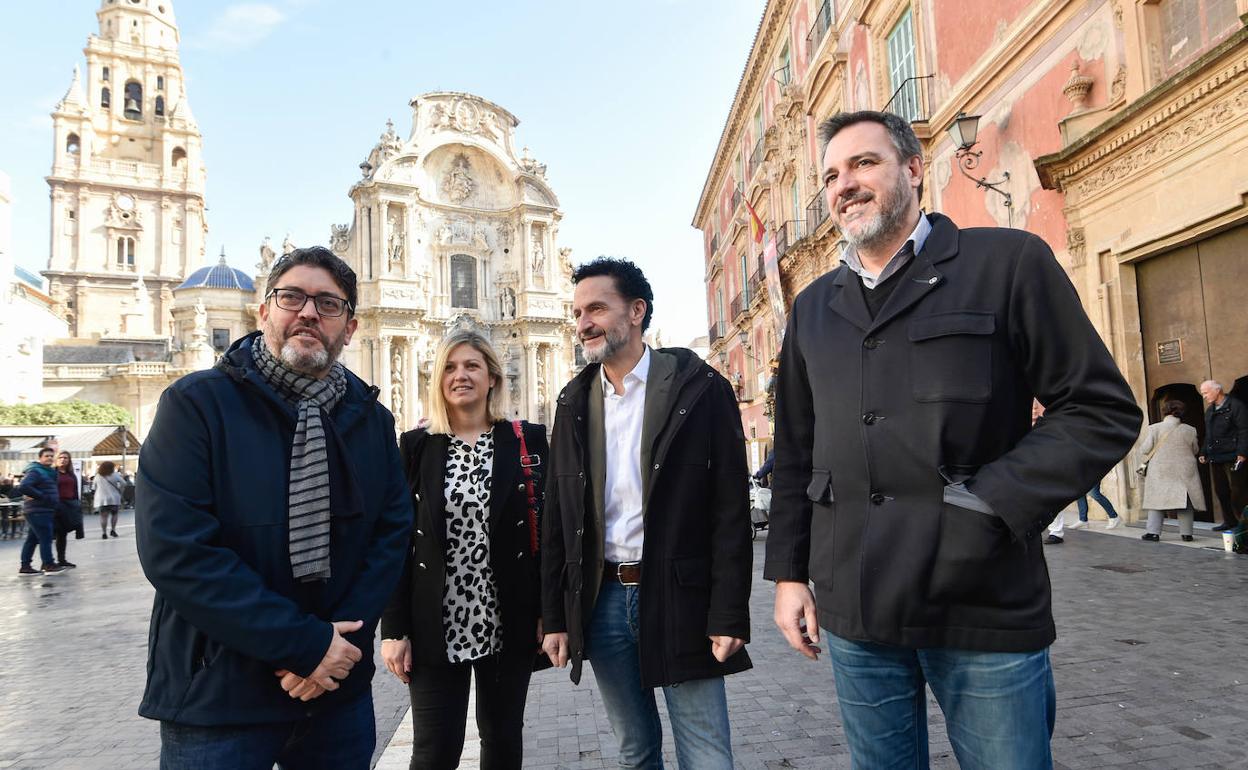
[541,258,752,768]
[14,447,65,576]
[1198,380,1248,530]
[765,111,1141,768]
[136,247,411,768]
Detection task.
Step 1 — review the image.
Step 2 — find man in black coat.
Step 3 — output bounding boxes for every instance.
[765,111,1141,768]
[136,248,411,768]
[1198,379,1248,530]
[541,258,752,768]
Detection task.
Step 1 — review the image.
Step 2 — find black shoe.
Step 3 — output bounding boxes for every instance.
[18,565,39,577]
[110,530,118,537]
[1142,533,1160,542]
[1182,535,1194,542]
[102,533,108,539]
[40,563,66,575]
[57,561,76,569]
[1212,523,1233,532]
[1044,534,1063,545]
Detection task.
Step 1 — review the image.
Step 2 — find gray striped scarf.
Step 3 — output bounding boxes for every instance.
[252,334,347,582]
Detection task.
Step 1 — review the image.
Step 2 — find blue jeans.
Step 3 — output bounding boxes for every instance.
[1075,482,1118,522]
[585,580,733,769]
[159,691,375,770]
[825,633,1055,770]
[20,511,55,568]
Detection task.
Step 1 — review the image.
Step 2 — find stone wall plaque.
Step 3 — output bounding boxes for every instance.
[1156,339,1182,365]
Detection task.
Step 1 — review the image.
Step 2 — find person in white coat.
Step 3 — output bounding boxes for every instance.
[93,460,126,538]
[1139,400,1206,541]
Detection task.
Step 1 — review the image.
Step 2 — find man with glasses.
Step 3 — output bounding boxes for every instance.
[136,246,411,768]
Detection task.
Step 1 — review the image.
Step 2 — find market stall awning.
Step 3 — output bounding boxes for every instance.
[0,425,141,461]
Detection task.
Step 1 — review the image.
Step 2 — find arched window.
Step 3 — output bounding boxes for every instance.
[101,87,111,109]
[155,95,165,117]
[450,254,477,309]
[171,146,186,166]
[123,81,142,120]
[116,236,136,269]
[66,133,80,155]
[156,75,164,91]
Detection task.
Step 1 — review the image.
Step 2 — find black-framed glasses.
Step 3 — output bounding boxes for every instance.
[267,287,352,318]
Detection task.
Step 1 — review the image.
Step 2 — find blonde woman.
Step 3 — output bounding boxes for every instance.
[380,329,547,770]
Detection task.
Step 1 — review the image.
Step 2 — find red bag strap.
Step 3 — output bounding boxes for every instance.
[512,420,539,555]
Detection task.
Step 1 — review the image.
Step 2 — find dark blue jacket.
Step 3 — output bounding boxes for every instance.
[16,462,58,516]
[136,332,412,726]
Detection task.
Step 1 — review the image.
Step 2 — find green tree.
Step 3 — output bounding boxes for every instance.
[0,400,130,426]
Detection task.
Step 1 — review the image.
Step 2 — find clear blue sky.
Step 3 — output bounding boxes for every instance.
[0,0,765,346]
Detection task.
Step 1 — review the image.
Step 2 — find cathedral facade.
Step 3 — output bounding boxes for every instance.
[278,91,579,432]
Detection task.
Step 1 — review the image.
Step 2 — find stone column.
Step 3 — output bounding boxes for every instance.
[523,341,539,423]
[406,334,421,425]
[379,334,392,410]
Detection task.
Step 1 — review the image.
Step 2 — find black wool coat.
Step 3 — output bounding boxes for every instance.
[764,213,1142,652]
[541,347,753,688]
[1202,397,1248,463]
[381,421,548,667]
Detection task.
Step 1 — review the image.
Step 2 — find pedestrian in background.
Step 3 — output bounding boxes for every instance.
[16,447,65,576]
[1198,380,1247,531]
[1066,480,1122,531]
[1140,400,1205,542]
[767,111,1141,769]
[381,329,548,770]
[94,460,125,538]
[136,247,411,768]
[53,451,81,569]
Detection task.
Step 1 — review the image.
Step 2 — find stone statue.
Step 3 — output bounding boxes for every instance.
[531,232,546,276]
[442,154,474,204]
[500,287,516,319]
[388,212,405,265]
[329,224,350,254]
[193,298,207,334]
[258,236,276,272]
[282,234,295,255]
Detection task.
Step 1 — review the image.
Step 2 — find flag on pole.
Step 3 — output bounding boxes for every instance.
[744,197,764,244]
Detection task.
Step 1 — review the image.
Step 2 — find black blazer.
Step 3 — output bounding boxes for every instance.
[764,213,1141,652]
[381,420,548,666]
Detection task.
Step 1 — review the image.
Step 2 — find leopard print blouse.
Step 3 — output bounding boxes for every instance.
[442,431,502,663]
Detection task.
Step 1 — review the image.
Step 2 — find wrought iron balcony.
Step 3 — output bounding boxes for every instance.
[776,220,806,257]
[730,185,743,214]
[883,75,935,123]
[774,63,792,87]
[708,321,725,345]
[748,136,765,179]
[807,0,835,54]
[709,233,720,256]
[730,291,747,321]
[806,189,829,232]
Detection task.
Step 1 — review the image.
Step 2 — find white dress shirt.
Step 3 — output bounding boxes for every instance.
[602,346,650,564]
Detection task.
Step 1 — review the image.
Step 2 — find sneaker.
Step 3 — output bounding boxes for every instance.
[110,530,118,537]
[1044,534,1064,545]
[18,565,39,577]
[102,533,108,539]
[1106,517,1121,530]
[1067,520,1086,530]
[57,561,76,569]
[40,563,66,575]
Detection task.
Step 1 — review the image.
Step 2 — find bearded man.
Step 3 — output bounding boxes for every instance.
[765,111,1141,768]
[541,257,752,767]
[136,247,411,769]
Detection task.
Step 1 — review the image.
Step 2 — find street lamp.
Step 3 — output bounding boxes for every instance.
[947,112,1013,227]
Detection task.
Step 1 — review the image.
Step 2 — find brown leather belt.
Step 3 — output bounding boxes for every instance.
[604,561,641,586]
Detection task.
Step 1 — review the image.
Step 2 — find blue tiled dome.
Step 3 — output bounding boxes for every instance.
[177,250,254,292]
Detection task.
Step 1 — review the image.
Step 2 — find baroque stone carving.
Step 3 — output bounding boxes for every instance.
[1063,62,1094,112]
[1066,227,1087,267]
[329,224,350,254]
[442,154,475,204]
[257,236,276,272]
[1110,64,1127,104]
[1070,81,1248,198]
[387,209,405,266]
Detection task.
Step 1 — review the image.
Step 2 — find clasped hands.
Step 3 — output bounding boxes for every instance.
[274,619,363,702]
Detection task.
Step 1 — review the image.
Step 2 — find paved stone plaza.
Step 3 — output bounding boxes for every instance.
[1,509,1246,769]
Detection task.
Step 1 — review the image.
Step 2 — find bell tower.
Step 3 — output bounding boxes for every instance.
[44,0,207,340]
